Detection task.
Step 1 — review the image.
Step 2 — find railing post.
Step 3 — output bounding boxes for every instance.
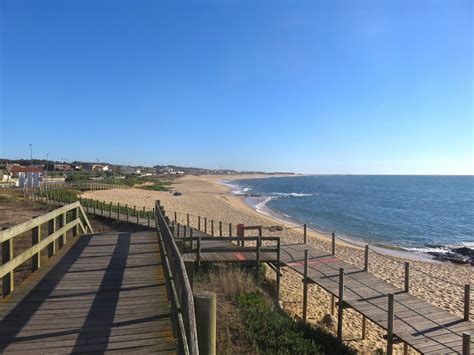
[198,216,201,231]
[48,217,56,257]
[219,221,222,237]
[93,199,96,215]
[211,220,214,236]
[187,213,190,227]
[362,315,367,340]
[101,200,104,216]
[337,268,344,342]
[117,203,120,221]
[194,291,217,355]
[147,213,150,227]
[204,218,207,234]
[126,204,129,222]
[276,238,281,300]
[229,223,232,237]
[177,223,180,238]
[197,235,201,269]
[332,233,336,255]
[72,207,79,236]
[303,224,307,244]
[364,245,369,271]
[404,262,410,293]
[1,227,14,296]
[174,211,177,225]
[303,248,308,323]
[465,284,470,321]
[32,218,41,271]
[109,202,112,218]
[463,333,470,355]
[387,294,394,355]
[256,237,261,278]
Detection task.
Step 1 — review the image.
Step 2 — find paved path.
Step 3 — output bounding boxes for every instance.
[0,231,176,354]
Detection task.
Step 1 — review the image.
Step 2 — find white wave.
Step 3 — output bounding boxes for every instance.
[270,192,315,197]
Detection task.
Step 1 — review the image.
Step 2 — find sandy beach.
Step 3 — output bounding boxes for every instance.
[83,174,472,353]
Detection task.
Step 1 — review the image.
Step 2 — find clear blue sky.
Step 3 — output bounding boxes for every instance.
[1,0,472,174]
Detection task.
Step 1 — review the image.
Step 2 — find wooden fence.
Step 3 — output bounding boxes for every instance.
[0,202,93,297]
[155,201,199,355]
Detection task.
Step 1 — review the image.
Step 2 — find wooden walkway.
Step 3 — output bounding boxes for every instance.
[280,243,473,354]
[0,231,176,354]
[56,200,472,353]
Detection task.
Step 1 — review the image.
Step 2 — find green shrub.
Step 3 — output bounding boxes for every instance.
[235,292,322,354]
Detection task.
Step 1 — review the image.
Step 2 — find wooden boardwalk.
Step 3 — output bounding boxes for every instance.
[0,231,176,354]
[280,243,473,354]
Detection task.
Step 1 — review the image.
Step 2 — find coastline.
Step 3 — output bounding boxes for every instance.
[218,175,437,263]
[82,174,472,353]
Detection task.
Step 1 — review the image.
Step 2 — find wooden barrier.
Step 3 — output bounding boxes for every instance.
[154,201,198,355]
[0,202,93,297]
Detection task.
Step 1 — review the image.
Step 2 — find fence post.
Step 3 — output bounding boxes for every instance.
[463,333,470,355]
[362,316,367,340]
[1,227,14,297]
[174,211,177,225]
[72,207,79,236]
[109,202,112,218]
[404,262,410,293]
[219,221,222,237]
[198,216,201,231]
[256,237,261,278]
[303,248,308,323]
[194,291,217,355]
[93,199,96,215]
[126,204,129,222]
[229,223,232,237]
[211,220,214,236]
[276,238,281,300]
[304,224,307,244]
[147,213,150,227]
[332,233,336,255]
[101,201,104,216]
[48,218,56,257]
[364,245,369,271]
[187,213,190,227]
[337,268,344,342]
[142,207,145,217]
[465,284,470,321]
[387,294,394,355]
[177,223,180,238]
[117,203,120,221]
[197,235,201,269]
[204,218,207,234]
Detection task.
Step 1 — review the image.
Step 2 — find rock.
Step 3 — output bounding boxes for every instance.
[322,314,336,330]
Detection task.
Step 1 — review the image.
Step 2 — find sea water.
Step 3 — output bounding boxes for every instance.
[225,175,473,253]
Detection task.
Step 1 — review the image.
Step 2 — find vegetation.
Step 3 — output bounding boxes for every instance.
[194,265,355,355]
[138,181,172,191]
[235,292,322,354]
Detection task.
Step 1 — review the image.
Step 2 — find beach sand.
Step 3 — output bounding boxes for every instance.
[83,174,472,353]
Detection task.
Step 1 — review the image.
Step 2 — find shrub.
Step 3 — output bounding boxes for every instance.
[235,292,323,354]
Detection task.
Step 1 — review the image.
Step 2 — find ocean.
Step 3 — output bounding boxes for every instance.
[224,175,474,254]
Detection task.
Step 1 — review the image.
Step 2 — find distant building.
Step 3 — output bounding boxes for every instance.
[54,164,72,171]
[9,166,43,188]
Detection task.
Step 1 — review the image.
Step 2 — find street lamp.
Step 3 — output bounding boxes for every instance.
[29,144,33,166]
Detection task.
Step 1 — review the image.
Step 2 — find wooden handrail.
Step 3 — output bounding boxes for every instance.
[0,202,93,297]
[0,202,92,242]
[155,200,199,355]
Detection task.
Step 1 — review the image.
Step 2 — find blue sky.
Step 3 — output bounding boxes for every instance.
[1,0,472,174]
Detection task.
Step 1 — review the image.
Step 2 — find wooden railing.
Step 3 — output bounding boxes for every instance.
[0,202,93,297]
[155,201,199,355]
